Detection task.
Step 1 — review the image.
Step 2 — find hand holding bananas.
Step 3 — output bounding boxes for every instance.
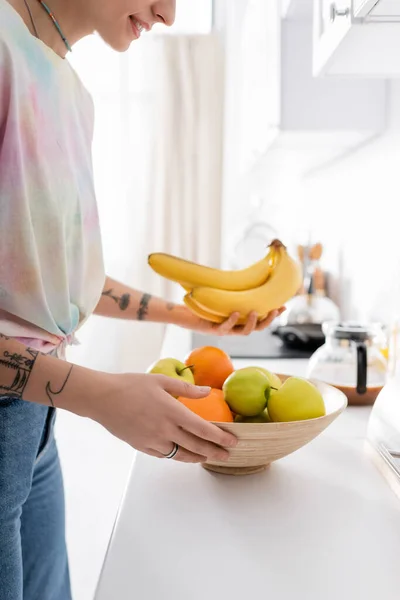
[148,240,302,329]
[176,304,286,337]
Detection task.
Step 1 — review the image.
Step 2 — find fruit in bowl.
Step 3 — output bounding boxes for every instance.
[255,367,283,391]
[147,357,195,384]
[184,346,234,389]
[234,410,271,423]
[222,367,273,417]
[223,368,325,423]
[146,347,347,476]
[203,375,346,475]
[267,377,326,422]
[178,389,233,423]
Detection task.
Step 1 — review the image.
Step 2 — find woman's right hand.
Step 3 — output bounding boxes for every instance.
[0,336,236,463]
[87,373,238,463]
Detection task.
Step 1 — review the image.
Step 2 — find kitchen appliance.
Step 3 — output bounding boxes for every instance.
[366,318,400,500]
[272,323,325,352]
[307,322,387,405]
[272,242,340,352]
[273,294,340,351]
[192,328,314,360]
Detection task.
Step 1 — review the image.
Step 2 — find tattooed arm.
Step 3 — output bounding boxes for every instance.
[0,333,236,460]
[94,276,283,335]
[0,333,100,412]
[94,276,283,334]
[94,276,193,326]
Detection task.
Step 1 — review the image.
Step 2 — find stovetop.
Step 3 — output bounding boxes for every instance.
[192,329,314,359]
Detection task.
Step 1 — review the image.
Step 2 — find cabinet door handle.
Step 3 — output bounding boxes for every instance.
[330,3,350,22]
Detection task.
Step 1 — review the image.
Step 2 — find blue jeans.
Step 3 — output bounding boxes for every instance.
[0,397,72,600]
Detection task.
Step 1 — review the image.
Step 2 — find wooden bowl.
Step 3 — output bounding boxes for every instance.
[203,376,347,476]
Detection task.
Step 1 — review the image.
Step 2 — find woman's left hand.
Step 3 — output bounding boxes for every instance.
[179,306,286,337]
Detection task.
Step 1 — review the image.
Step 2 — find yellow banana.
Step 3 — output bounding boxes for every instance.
[190,241,302,320]
[148,249,276,291]
[183,294,225,324]
[179,283,193,293]
[184,294,252,326]
[184,294,268,326]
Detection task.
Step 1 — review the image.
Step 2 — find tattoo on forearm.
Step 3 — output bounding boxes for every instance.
[137,293,152,321]
[45,365,74,408]
[102,288,131,311]
[0,346,39,399]
[166,302,175,311]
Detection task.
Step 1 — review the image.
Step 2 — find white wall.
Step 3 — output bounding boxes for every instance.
[222,80,400,326]
[298,81,400,323]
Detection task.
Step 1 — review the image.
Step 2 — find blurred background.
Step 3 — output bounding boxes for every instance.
[55,1,400,597]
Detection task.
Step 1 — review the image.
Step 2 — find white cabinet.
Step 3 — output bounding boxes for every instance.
[215,0,387,267]
[355,0,400,19]
[314,0,400,77]
[217,0,386,166]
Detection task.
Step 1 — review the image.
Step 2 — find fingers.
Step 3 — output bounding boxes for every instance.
[178,406,237,449]
[213,306,284,337]
[213,311,240,335]
[159,375,211,399]
[240,311,258,336]
[173,447,208,463]
[255,309,281,331]
[174,428,230,462]
[213,311,256,336]
[144,446,208,463]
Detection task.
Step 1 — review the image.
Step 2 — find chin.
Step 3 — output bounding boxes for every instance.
[112,39,132,52]
[97,30,133,53]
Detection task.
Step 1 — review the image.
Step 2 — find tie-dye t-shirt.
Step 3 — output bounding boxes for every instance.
[0,1,105,355]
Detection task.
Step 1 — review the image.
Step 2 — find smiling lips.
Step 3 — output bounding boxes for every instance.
[129,16,148,38]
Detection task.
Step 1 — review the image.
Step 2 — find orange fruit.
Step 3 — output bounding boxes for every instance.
[185,346,234,389]
[178,389,234,423]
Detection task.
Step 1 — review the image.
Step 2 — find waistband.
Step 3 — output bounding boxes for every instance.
[13,332,80,359]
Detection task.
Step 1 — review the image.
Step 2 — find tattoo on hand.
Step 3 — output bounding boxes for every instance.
[45,365,73,408]
[0,347,39,400]
[137,293,152,321]
[102,288,131,311]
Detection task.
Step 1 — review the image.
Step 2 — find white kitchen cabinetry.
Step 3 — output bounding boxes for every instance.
[216,0,386,176]
[314,0,400,77]
[355,0,400,19]
[215,0,388,267]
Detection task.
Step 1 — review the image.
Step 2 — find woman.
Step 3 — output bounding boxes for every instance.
[0,1,281,599]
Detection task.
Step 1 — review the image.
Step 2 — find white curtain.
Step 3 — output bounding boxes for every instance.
[67,32,225,374]
[143,34,225,300]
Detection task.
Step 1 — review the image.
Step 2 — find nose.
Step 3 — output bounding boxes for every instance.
[152,0,176,26]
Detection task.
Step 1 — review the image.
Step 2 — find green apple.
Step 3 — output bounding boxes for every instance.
[267,377,326,422]
[255,367,282,390]
[147,358,195,385]
[234,409,271,423]
[222,367,271,417]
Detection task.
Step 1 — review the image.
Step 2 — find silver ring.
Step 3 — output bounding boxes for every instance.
[163,443,179,459]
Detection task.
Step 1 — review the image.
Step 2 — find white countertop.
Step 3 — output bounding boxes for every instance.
[95,334,400,600]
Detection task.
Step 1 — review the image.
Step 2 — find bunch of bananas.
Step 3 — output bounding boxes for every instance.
[148,240,302,325]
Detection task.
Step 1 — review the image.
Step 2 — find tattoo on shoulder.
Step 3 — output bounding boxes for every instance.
[137,293,152,321]
[102,288,131,311]
[45,365,74,408]
[0,346,39,400]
